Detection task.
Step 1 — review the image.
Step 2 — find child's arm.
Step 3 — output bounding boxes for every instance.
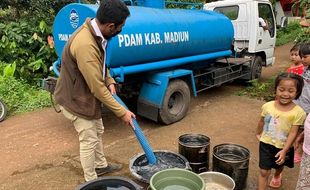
[256,117,264,140]
[275,125,300,165]
[295,130,304,150]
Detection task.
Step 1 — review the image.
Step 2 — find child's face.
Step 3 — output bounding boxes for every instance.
[276,79,297,105]
[290,50,301,64]
[302,54,310,66]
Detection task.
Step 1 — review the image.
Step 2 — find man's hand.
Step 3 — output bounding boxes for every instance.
[108,84,116,94]
[262,19,269,31]
[121,110,136,129]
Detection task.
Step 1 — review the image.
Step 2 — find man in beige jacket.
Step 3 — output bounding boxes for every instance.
[54,0,135,182]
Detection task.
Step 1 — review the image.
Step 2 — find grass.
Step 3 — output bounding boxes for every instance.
[276,21,303,46]
[239,21,304,101]
[0,76,51,116]
[236,78,275,102]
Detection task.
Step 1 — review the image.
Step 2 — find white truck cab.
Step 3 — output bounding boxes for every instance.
[204,0,276,67]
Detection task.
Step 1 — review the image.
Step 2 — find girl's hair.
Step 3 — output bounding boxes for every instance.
[299,42,310,57]
[290,43,300,52]
[274,72,304,99]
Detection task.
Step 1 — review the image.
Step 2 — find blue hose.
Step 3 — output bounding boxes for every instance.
[52,58,157,164]
[112,94,157,165]
[52,59,61,77]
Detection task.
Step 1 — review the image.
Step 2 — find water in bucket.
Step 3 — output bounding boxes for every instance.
[150,168,205,190]
[155,178,200,190]
[75,176,142,190]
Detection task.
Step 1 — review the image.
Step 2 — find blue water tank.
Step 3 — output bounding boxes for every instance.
[53,3,234,77]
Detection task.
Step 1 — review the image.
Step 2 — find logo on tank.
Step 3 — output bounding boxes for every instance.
[69,9,79,29]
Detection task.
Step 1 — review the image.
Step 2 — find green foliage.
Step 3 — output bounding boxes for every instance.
[276,21,303,46]
[3,62,16,77]
[276,21,310,45]
[166,0,205,9]
[0,0,76,24]
[0,76,50,116]
[0,20,57,84]
[291,0,309,18]
[236,78,275,102]
[296,27,310,43]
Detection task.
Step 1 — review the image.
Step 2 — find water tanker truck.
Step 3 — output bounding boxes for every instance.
[50,0,276,124]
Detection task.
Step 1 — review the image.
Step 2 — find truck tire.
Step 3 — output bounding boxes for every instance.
[0,100,7,122]
[159,79,190,125]
[250,56,262,80]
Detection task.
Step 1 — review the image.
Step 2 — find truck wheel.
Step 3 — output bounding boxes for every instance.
[159,79,190,125]
[0,100,7,122]
[250,56,262,80]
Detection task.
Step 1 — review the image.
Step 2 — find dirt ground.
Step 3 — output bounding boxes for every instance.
[0,43,298,190]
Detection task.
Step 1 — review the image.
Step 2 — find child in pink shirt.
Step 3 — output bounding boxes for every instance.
[288,44,305,163]
[287,44,304,76]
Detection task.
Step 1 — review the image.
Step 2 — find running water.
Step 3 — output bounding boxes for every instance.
[131,152,188,182]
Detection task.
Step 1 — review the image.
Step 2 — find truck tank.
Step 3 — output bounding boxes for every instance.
[53,3,234,80]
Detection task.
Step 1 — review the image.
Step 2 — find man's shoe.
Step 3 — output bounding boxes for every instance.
[95,163,123,176]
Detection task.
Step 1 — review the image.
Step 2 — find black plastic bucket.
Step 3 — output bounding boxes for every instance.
[129,150,191,183]
[75,176,143,190]
[212,144,250,190]
[189,162,209,174]
[179,134,210,173]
